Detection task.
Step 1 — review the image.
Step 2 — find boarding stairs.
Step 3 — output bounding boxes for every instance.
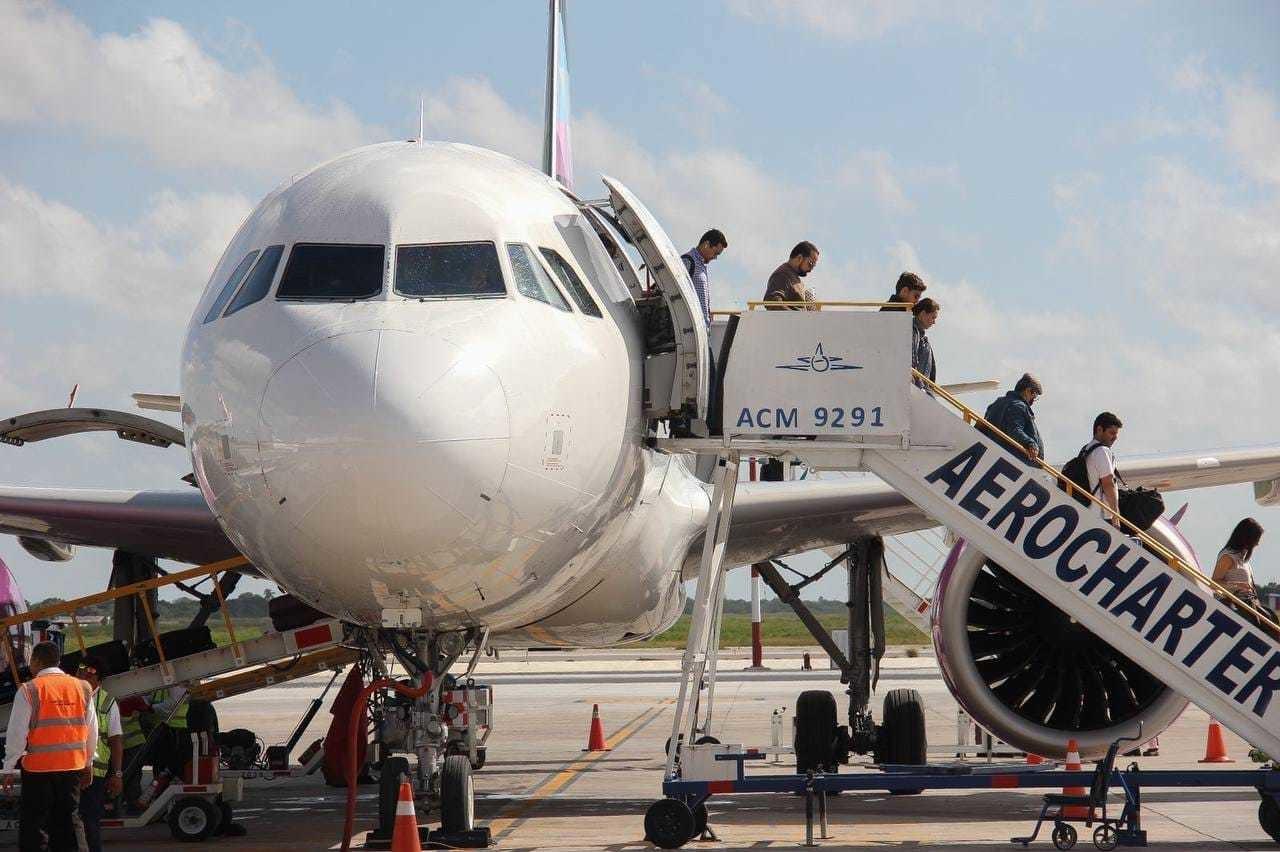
[660,308,1280,778]
[0,557,350,732]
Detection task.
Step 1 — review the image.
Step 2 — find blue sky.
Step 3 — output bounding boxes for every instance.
[0,0,1277,605]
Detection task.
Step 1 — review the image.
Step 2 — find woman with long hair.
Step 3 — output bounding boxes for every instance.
[1212,517,1264,611]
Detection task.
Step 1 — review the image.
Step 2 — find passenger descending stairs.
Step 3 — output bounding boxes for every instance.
[858,383,1280,756]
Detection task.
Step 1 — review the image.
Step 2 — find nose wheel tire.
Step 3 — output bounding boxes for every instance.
[645,798,694,849]
[378,756,411,836]
[168,796,219,842]
[440,754,474,833]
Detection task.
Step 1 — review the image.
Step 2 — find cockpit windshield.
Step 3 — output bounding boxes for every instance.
[276,244,385,301]
[394,242,505,299]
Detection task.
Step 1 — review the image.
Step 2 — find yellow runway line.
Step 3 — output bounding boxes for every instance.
[486,699,673,841]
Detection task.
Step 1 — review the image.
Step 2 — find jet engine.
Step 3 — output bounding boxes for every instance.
[932,516,1198,760]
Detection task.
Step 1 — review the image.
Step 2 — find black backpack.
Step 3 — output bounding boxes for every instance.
[1059,442,1165,530]
[1059,443,1102,506]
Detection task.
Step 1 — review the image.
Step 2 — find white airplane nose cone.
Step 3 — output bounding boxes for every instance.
[257,329,510,566]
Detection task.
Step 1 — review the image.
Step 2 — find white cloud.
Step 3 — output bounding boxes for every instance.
[0,2,380,175]
[1222,80,1280,187]
[725,0,994,41]
[0,176,251,323]
[837,150,914,214]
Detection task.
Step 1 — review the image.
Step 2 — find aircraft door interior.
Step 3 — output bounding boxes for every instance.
[593,177,710,433]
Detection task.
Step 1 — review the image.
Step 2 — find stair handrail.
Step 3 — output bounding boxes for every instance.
[745,300,912,311]
[912,368,1280,638]
[0,555,250,685]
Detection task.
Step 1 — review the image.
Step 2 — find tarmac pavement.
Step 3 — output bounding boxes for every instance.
[67,648,1279,851]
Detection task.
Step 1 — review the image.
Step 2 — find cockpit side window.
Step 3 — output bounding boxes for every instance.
[506,243,570,311]
[202,250,259,323]
[276,244,385,301]
[539,248,602,318]
[224,245,285,317]
[394,242,505,299]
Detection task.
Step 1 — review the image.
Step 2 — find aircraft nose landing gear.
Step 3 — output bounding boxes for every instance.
[345,629,491,850]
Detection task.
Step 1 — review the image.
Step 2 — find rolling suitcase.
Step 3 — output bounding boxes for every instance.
[133,626,215,667]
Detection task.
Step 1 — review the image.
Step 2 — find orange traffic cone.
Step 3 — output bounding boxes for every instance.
[391,780,422,852]
[583,704,610,752]
[1199,720,1234,763]
[1061,739,1089,819]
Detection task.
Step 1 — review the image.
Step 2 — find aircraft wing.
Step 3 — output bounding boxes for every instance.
[0,487,238,565]
[704,442,1280,571]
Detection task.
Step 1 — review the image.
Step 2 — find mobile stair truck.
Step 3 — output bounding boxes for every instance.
[647,305,1280,849]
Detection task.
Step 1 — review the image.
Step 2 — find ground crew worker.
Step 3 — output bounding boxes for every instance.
[1,640,96,852]
[116,697,146,812]
[147,685,190,778]
[76,656,122,852]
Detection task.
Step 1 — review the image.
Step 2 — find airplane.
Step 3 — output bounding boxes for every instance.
[1,0,1278,832]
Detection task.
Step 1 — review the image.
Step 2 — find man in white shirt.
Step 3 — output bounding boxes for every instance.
[1084,411,1123,520]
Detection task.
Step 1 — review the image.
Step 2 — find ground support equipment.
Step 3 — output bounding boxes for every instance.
[650,754,1280,849]
[0,777,243,843]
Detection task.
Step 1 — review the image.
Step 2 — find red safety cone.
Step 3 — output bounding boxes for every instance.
[1199,720,1234,763]
[1061,739,1089,819]
[1025,752,1043,766]
[583,704,610,752]
[391,780,422,852]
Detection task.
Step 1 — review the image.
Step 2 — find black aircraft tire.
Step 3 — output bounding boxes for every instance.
[880,688,927,794]
[378,756,410,835]
[440,754,475,833]
[794,690,838,774]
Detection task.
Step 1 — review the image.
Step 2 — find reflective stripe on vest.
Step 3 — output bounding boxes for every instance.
[93,689,116,778]
[22,675,91,772]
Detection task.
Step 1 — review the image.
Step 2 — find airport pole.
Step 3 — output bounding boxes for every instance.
[747,459,767,671]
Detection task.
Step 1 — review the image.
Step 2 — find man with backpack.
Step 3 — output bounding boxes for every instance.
[981,373,1044,463]
[1063,412,1123,521]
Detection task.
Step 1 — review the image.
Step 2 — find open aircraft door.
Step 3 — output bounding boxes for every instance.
[600,176,710,427]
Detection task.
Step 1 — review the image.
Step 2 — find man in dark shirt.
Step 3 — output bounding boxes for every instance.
[880,271,927,311]
[763,242,819,309]
[981,373,1045,463]
[911,297,940,389]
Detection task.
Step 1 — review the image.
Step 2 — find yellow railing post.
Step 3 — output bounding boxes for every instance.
[68,614,87,657]
[136,590,171,683]
[2,629,21,684]
[209,571,244,666]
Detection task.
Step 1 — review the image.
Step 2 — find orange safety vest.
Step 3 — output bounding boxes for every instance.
[20,673,92,772]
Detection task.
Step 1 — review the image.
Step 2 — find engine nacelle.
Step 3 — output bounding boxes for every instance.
[18,537,74,562]
[932,516,1198,760]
